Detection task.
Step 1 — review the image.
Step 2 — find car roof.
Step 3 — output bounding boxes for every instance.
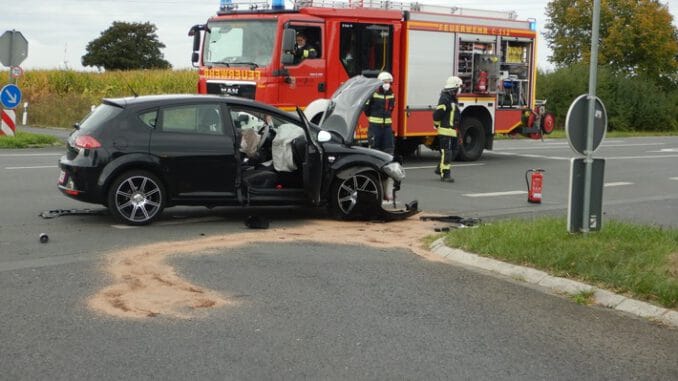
[102,94,288,115]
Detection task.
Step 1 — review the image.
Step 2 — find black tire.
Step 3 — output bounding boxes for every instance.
[396,139,421,157]
[107,170,165,226]
[458,116,486,161]
[329,171,382,220]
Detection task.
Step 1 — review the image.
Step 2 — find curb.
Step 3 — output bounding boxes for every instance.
[429,238,678,329]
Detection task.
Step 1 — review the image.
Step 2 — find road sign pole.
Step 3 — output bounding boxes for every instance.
[8,30,15,82]
[582,0,602,233]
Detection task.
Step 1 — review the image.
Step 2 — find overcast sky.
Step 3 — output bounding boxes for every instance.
[3,0,677,71]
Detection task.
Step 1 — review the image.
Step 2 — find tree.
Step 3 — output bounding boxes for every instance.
[82,21,171,70]
[544,0,678,82]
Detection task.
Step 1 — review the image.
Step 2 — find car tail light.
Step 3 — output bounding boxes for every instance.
[74,135,101,149]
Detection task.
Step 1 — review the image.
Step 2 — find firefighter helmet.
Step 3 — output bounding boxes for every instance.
[377,71,393,83]
[444,76,463,90]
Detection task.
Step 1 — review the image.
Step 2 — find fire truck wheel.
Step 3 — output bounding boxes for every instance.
[458,117,485,161]
[396,139,420,157]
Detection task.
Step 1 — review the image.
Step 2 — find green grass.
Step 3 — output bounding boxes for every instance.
[444,216,678,308]
[0,131,62,148]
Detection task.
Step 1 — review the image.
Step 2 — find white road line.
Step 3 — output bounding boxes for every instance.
[606,154,678,160]
[488,152,570,160]
[604,182,633,187]
[488,151,678,161]
[670,177,678,181]
[5,165,58,170]
[463,190,527,197]
[0,153,61,157]
[404,163,485,170]
[496,142,663,151]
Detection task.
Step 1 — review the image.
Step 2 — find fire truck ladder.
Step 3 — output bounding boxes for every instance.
[293,0,518,19]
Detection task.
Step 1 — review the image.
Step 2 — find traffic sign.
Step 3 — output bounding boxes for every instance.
[10,66,23,78]
[1,84,22,109]
[0,30,29,67]
[568,157,605,233]
[1,109,16,136]
[565,94,607,155]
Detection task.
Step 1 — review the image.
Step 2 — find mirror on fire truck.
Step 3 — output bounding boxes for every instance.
[281,29,296,65]
[189,24,204,65]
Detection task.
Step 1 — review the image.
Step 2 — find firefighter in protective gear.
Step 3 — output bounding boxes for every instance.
[433,76,462,181]
[293,32,318,64]
[363,71,395,154]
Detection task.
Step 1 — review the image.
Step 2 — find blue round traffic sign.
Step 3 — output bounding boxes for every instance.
[1,84,22,109]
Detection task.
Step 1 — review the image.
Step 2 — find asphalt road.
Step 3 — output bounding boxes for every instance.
[1,130,677,379]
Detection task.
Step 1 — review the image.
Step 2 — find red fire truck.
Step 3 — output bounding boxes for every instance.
[189,0,555,160]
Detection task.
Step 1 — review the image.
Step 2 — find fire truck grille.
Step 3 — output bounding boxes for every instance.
[206,82,256,99]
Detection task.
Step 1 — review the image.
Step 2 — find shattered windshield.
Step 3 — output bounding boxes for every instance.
[204,20,276,68]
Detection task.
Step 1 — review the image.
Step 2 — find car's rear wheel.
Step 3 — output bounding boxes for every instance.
[107,170,165,226]
[329,171,382,220]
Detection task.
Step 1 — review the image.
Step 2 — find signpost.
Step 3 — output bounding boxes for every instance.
[1,84,22,109]
[1,109,16,136]
[565,0,606,234]
[0,30,29,68]
[0,30,28,138]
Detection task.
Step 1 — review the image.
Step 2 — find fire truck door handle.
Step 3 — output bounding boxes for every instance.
[318,82,325,92]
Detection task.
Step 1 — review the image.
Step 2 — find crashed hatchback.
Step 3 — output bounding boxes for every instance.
[58,76,417,225]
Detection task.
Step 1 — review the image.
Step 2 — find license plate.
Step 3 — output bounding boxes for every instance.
[58,170,66,184]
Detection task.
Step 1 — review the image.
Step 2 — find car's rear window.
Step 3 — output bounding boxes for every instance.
[78,104,123,131]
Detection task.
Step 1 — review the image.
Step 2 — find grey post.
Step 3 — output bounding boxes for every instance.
[582,0,602,233]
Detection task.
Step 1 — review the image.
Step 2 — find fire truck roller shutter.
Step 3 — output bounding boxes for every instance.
[405,30,455,109]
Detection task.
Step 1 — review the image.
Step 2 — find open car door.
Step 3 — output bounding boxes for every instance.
[296,107,323,205]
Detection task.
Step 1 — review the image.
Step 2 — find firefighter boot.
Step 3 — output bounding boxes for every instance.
[442,170,453,182]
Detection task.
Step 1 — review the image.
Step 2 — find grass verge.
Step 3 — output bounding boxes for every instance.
[443,216,678,309]
[0,131,62,148]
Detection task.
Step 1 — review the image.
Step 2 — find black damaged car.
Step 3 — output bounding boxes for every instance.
[57,76,417,225]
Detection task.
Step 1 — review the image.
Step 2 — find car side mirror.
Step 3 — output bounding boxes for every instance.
[317,130,332,143]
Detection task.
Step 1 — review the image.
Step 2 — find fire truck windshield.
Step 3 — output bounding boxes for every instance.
[204,20,276,68]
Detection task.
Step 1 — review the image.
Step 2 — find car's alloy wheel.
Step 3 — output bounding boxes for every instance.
[107,170,165,225]
[330,172,382,219]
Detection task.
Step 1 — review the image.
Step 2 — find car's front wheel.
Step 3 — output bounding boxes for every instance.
[329,171,382,220]
[107,170,165,225]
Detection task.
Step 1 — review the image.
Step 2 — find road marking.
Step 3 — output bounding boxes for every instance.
[404,163,485,170]
[498,142,664,151]
[463,190,527,197]
[5,165,58,170]
[670,177,678,181]
[649,148,678,153]
[606,154,678,160]
[488,151,678,161]
[604,182,633,187]
[0,153,61,157]
[488,151,569,160]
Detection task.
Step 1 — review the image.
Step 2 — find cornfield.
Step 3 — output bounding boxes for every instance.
[2,69,197,128]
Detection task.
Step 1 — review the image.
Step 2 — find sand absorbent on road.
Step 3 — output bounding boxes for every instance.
[89,218,443,319]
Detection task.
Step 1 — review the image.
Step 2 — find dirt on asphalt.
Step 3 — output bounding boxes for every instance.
[89,218,444,319]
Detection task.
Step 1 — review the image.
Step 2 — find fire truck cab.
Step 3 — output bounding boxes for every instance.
[190,0,550,161]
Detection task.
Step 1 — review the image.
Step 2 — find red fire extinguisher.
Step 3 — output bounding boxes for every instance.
[476,70,488,93]
[526,168,545,203]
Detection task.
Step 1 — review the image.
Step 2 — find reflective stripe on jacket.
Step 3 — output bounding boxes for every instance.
[365,89,395,125]
[433,90,461,136]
